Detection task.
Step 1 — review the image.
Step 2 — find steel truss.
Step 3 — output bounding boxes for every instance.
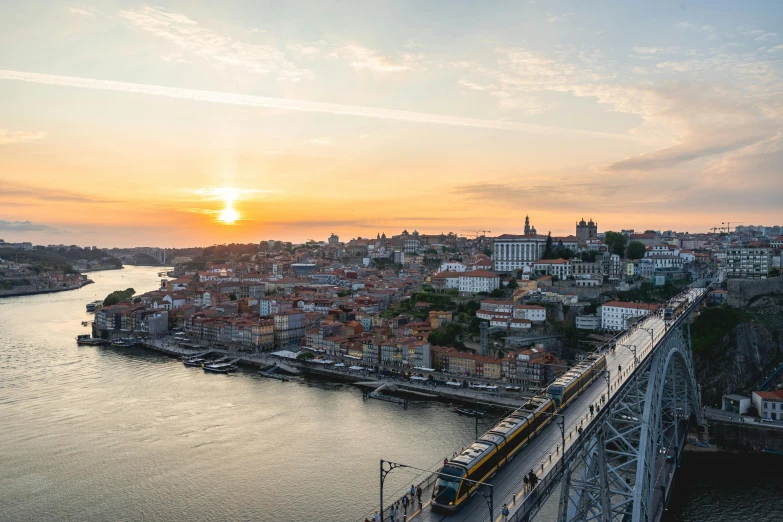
[557,321,703,522]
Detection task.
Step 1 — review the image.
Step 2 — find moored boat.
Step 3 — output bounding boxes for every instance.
[452,406,484,417]
[203,363,238,373]
[76,334,104,346]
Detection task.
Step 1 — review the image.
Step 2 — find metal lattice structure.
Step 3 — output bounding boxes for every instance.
[556,321,704,522]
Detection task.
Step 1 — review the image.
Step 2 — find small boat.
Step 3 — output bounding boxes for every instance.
[203,363,238,373]
[111,338,135,348]
[452,406,484,417]
[183,358,206,367]
[76,334,104,346]
[259,370,290,382]
[86,303,97,312]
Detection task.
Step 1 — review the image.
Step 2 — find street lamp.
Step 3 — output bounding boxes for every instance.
[616,343,638,369]
[379,460,494,522]
[537,411,566,458]
[640,327,655,349]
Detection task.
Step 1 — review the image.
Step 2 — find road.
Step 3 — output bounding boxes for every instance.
[398,288,704,522]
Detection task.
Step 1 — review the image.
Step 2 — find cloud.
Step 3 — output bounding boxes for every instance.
[68,6,95,16]
[0,220,62,233]
[0,69,638,141]
[548,12,574,23]
[287,43,323,58]
[0,129,46,145]
[118,6,312,81]
[330,44,423,72]
[0,180,115,204]
[309,137,331,145]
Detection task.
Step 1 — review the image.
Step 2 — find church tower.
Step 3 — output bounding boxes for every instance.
[524,215,531,236]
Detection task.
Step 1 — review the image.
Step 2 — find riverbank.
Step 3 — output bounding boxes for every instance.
[136,337,527,409]
[0,279,93,298]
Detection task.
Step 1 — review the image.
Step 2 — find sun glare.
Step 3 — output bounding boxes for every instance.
[218,203,239,224]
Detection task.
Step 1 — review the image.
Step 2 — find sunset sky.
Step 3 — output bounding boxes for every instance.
[1,1,781,247]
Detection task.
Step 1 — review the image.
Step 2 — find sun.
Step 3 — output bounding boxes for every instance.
[218,203,239,224]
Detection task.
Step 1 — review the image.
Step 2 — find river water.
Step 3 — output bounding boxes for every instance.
[0,266,485,522]
[1,266,779,522]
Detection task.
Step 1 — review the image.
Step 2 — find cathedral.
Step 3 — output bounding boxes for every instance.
[523,215,537,236]
[576,218,598,243]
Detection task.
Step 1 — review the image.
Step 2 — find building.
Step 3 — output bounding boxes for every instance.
[513,304,547,323]
[576,314,601,330]
[601,301,660,330]
[533,258,572,279]
[273,310,306,348]
[726,247,772,278]
[457,271,500,294]
[576,218,598,244]
[751,390,783,420]
[722,394,751,415]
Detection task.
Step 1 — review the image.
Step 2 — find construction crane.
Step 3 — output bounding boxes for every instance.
[462,230,492,238]
[721,221,744,234]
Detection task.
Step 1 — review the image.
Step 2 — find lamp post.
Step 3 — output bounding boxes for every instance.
[379,460,494,522]
[538,411,567,458]
[640,327,655,350]
[617,343,638,369]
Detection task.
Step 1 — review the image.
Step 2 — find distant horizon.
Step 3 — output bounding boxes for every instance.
[2,221,780,251]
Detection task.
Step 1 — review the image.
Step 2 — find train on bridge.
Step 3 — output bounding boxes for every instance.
[431,352,607,514]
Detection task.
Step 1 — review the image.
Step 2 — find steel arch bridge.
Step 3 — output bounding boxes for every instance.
[554,320,704,522]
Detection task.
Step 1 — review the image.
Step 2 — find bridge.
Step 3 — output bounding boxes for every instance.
[374,282,711,522]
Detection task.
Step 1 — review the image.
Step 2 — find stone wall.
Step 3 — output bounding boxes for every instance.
[727,277,783,307]
[708,418,783,452]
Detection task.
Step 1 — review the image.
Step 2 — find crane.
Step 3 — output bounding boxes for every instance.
[721,221,744,234]
[462,230,492,238]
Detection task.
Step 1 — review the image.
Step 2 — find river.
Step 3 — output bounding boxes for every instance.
[0,266,485,522]
[1,266,779,521]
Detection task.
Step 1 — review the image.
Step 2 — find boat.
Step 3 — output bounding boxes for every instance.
[76,334,104,346]
[203,363,238,373]
[452,406,484,417]
[259,371,290,382]
[85,300,103,312]
[111,338,135,348]
[183,358,206,367]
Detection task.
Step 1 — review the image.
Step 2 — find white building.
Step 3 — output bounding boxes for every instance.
[513,304,547,323]
[751,390,783,420]
[492,234,548,273]
[601,301,660,330]
[533,258,573,279]
[457,271,500,294]
[576,314,601,330]
[439,261,466,273]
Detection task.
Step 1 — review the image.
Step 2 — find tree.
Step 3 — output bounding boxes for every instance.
[770,267,781,277]
[296,351,315,361]
[228,293,238,301]
[644,230,657,234]
[489,288,505,298]
[604,231,627,257]
[507,279,518,290]
[482,248,493,257]
[543,232,554,258]
[627,241,646,260]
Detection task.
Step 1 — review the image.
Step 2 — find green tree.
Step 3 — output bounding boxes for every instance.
[229,293,238,301]
[604,231,627,257]
[489,288,505,298]
[482,248,493,257]
[770,267,781,277]
[626,241,646,260]
[543,232,554,258]
[296,351,315,361]
[507,279,518,290]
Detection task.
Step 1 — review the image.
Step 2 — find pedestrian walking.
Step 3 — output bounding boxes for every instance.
[409,485,416,503]
[523,475,529,491]
[501,503,510,521]
[416,485,422,505]
[373,510,381,522]
[394,502,400,521]
[401,494,408,513]
[390,503,396,522]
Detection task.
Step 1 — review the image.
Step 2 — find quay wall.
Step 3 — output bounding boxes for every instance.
[707,418,783,452]
[0,279,93,299]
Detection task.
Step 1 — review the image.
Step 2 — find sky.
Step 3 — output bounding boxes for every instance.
[0,0,781,247]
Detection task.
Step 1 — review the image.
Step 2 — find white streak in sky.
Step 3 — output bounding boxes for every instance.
[0,69,637,141]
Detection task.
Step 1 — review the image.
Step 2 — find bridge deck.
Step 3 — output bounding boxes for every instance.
[400,288,704,522]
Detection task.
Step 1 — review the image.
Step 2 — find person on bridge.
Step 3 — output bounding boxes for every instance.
[501,503,510,521]
[416,485,422,505]
[373,510,381,522]
[401,494,408,513]
[409,485,416,503]
[523,475,529,491]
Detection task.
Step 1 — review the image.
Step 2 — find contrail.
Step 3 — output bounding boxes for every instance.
[0,69,636,141]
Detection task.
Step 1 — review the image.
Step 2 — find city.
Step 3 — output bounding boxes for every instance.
[1,2,782,522]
